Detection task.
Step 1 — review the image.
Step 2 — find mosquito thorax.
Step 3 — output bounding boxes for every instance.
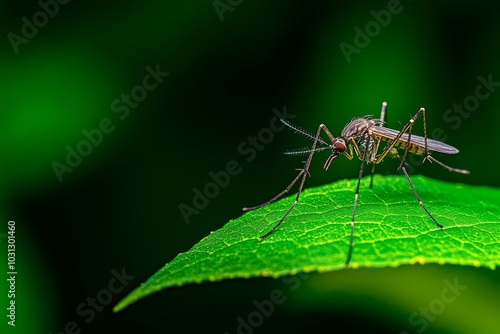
[340,116,377,140]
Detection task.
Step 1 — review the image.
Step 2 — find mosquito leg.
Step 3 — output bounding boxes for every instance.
[401,165,443,229]
[374,108,426,165]
[379,101,387,124]
[398,107,428,171]
[422,105,429,158]
[395,110,442,227]
[257,192,299,240]
[385,108,464,174]
[243,121,336,212]
[346,135,372,268]
[369,102,387,189]
[251,123,335,241]
[426,156,470,174]
[242,170,305,211]
[418,112,469,173]
[398,117,415,171]
[369,164,376,189]
[396,108,466,173]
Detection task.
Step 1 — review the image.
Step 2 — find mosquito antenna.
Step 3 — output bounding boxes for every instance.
[284,146,330,156]
[281,119,329,146]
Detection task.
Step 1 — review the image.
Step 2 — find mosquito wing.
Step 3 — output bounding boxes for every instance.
[372,126,459,154]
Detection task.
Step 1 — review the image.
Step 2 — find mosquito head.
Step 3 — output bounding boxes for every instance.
[333,139,346,153]
[323,138,346,171]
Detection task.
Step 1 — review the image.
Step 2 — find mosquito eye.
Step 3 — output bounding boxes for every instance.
[335,142,346,152]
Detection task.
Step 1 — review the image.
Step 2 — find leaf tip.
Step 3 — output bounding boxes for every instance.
[113,301,127,313]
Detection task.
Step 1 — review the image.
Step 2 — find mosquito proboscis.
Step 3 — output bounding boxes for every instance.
[243,102,469,267]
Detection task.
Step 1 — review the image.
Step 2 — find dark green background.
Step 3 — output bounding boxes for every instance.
[1,1,499,333]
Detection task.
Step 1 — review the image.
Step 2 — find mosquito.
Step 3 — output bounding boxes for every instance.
[243,102,469,267]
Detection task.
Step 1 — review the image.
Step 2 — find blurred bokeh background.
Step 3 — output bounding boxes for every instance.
[1,0,499,333]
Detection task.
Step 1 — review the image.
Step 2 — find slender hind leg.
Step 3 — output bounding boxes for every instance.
[400,166,443,229]
[386,108,443,228]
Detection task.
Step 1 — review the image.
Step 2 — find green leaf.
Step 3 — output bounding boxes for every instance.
[114,175,500,312]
